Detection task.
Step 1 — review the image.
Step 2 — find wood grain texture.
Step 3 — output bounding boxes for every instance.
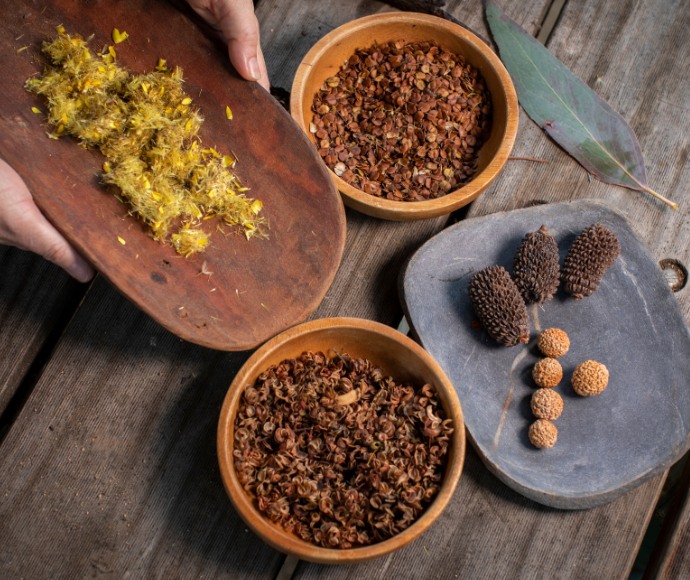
[1,0,345,351]
[644,456,690,580]
[0,5,463,578]
[292,0,676,578]
[290,11,519,221]
[0,246,83,417]
[0,277,285,579]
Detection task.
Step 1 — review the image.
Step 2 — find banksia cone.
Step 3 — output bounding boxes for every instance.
[562,224,621,300]
[468,265,530,346]
[512,225,560,304]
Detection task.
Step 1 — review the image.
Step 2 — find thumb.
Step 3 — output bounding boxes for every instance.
[213,0,270,90]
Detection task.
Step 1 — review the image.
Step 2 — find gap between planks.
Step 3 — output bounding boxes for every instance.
[269,0,571,576]
[0,277,93,446]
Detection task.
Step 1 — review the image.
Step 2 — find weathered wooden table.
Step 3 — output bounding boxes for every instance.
[1,0,689,578]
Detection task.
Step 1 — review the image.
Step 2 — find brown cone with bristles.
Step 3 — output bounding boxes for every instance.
[467,265,530,347]
[512,225,560,304]
[562,224,621,300]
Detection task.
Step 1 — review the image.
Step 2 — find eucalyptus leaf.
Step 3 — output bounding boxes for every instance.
[485,0,676,209]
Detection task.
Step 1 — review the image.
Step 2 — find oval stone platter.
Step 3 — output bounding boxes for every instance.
[0,0,345,351]
[400,200,690,509]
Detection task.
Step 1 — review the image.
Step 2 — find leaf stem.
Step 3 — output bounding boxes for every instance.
[642,187,678,210]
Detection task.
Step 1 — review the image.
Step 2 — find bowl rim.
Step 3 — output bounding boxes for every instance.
[217,317,466,564]
[289,12,519,221]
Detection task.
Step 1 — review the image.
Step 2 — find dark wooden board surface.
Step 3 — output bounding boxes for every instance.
[0,246,84,418]
[0,4,458,577]
[292,0,682,577]
[644,455,690,580]
[401,200,690,508]
[1,0,345,351]
[0,0,686,578]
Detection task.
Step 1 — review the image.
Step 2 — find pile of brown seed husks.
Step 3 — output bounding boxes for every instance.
[233,351,453,549]
[311,40,492,202]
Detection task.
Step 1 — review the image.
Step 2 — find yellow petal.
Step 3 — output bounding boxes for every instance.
[31,107,41,114]
[112,29,128,44]
[156,58,167,72]
[56,25,66,34]
[181,98,192,105]
[185,118,193,131]
[108,46,116,58]
[222,155,234,167]
[103,162,111,173]
[117,236,126,245]
[226,106,233,120]
[250,200,263,215]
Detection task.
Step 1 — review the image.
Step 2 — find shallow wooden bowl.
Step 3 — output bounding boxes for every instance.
[290,12,518,221]
[217,317,465,564]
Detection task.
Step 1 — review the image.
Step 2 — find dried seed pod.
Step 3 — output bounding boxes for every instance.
[562,224,621,299]
[233,351,453,549]
[572,360,609,396]
[512,225,560,304]
[537,328,570,358]
[532,358,563,388]
[467,266,530,347]
[531,388,563,420]
[529,419,558,449]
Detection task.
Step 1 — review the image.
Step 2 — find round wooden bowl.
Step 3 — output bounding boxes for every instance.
[290,12,518,221]
[217,317,465,564]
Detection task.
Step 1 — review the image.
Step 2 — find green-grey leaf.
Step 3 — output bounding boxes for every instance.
[485,0,676,209]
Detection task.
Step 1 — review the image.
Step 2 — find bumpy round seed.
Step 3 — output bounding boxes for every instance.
[531,388,563,420]
[537,328,570,358]
[529,420,558,449]
[532,358,563,388]
[572,360,609,396]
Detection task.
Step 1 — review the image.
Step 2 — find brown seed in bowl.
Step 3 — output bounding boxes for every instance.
[531,388,563,420]
[310,39,493,202]
[233,350,453,549]
[537,328,570,358]
[572,360,609,396]
[529,419,558,449]
[532,358,563,388]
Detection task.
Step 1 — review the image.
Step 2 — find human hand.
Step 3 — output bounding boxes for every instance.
[0,158,95,283]
[186,0,270,91]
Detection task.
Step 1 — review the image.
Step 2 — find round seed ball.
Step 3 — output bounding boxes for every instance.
[537,328,570,358]
[532,358,563,388]
[529,419,558,449]
[572,360,609,396]
[531,388,563,420]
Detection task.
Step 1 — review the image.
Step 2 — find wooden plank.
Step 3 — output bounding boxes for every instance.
[0,246,84,419]
[293,0,683,578]
[644,455,690,580]
[0,2,466,578]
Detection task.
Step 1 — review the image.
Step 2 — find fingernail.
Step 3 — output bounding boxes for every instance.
[67,261,93,283]
[248,57,261,81]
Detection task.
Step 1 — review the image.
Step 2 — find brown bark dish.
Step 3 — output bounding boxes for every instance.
[310,39,492,202]
[1,0,346,350]
[233,351,453,549]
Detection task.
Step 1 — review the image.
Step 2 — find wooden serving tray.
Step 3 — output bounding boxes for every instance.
[400,200,690,509]
[0,0,345,351]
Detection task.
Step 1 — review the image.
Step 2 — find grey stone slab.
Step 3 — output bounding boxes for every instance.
[400,200,690,509]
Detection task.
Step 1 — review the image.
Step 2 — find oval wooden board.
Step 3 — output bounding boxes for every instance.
[0,0,345,351]
[400,200,690,509]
